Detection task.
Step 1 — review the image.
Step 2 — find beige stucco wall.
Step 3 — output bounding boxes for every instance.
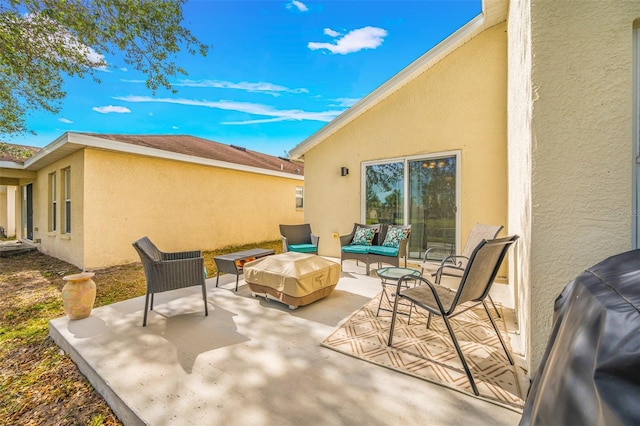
[80,149,303,268]
[303,23,508,266]
[31,150,86,267]
[508,0,640,375]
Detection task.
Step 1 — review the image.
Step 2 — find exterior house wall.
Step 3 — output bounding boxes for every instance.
[303,23,508,269]
[508,0,640,374]
[80,149,303,269]
[32,150,85,267]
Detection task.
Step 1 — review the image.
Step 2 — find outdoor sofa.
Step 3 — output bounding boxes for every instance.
[340,223,412,274]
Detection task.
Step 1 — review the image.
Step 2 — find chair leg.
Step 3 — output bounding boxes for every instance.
[376,287,386,316]
[216,271,220,288]
[150,292,154,310]
[482,301,513,364]
[441,314,479,396]
[235,274,240,292]
[426,312,432,329]
[201,283,209,317]
[143,292,151,327]
[487,294,501,318]
[386,291,403,346]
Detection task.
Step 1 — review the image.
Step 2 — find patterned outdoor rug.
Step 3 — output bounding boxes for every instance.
[321,295,525,411]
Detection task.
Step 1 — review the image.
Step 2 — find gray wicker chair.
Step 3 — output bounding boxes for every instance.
[279,224,319,254]
[388,235,519,395]
[133,237,208,326]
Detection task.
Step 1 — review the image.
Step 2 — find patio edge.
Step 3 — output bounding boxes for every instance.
[48,317,145,426]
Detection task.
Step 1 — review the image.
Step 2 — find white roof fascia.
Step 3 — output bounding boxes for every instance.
[21,132,71,169]
[24,132,303,181]
[289,13,486,161]
[0,161,25,169]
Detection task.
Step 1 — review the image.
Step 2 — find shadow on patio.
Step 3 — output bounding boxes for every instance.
[50,260,526,426]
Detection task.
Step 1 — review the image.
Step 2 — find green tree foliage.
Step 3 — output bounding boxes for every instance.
[0,0,208,139]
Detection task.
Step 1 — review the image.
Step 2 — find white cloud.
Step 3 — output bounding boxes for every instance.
[308,26,388,54]
[222,117,292,125]
[286,1,308,12]
[173,79,309,96]
[92,105,131,114]
[172,125,179,129]
[324,28,341,37]
[332,97,360,107]
[114,95,343,124]
[58,117,73,124]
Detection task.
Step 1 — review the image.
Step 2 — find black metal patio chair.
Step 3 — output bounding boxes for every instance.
[420,223,504,318]
[388,235,519,395]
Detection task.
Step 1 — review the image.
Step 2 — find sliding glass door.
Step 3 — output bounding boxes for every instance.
[363,153,458,260]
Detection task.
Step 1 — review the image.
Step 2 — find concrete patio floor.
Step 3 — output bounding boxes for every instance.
[49,259,526,426]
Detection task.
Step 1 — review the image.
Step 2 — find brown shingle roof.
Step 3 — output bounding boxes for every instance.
[82,134,303,176]
[0,143,41,164]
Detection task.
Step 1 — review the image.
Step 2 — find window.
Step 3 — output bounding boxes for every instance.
[49,173,57,231]
[363,153,459,260]
[295,186,304,209]
[62,168,71,233]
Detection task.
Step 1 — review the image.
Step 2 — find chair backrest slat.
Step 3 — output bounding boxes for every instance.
[460,224,504,260]
[279,224,313,245]
[450,235,518,311]
[133,236,162,262]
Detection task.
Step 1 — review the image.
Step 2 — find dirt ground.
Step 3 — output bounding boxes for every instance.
[0,250,131,425]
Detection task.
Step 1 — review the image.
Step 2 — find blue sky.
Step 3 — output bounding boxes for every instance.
[9,0,481,157]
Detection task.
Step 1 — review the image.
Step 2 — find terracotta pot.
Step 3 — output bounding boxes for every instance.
[62,272,96,320]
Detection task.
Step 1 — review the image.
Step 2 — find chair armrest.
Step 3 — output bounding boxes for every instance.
[423,246,455,263]
[339,234,353,247]
[439,255,468,270]
[398,238,410,257]
[435,263,465,282]
[311,234,319,246]
[161,250,202,261]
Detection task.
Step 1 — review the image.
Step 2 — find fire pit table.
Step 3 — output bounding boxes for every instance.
[244,252,341,309]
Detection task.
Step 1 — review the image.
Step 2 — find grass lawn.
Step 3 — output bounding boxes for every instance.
[0,240,282,425]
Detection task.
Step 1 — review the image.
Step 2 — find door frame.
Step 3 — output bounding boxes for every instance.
[22,183,34,241]
[360,150,461,259]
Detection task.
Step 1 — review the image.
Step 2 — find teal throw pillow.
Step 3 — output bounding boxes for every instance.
[382,227,409,248]
[351,227,375,246]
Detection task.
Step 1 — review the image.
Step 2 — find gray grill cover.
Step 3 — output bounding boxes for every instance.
[520,249,640,426]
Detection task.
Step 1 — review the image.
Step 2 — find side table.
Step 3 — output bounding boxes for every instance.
[214,248,275,291]
[376,266,421,318]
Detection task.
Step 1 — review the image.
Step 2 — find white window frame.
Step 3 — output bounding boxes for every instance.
[295,186,304,209]
[49,172,57,232]
[63,168,71,234]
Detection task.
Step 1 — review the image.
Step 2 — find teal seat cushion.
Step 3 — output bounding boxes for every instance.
[288,244,318,253]
[342,245,370,254]
[368,245,399,257]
